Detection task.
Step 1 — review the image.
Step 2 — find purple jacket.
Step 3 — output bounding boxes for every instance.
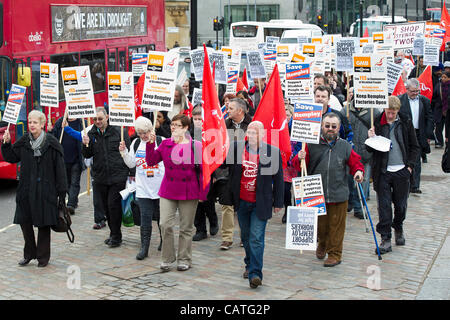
[146,136,208,201]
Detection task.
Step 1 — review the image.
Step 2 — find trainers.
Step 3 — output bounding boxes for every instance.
[395,230,405,246]
[243,269,249,279]
[210,225,219,236]
[160,262,174,272]
[354,211,364,219]
[177,263,190,271]
[93,221,106,230]
[193,232,207,241]
[220,241,232,250]
[376,239,392,255]
[249,276,262,289]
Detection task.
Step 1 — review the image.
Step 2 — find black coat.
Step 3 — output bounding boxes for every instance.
[368,112,420,192]
[81,125,133,185]
[227,141,284,221]
[399,93,433,153]
[50,117,85,169]
[1,133,67,227]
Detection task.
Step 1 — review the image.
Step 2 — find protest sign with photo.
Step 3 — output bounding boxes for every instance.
[209,52,228,84]
[141,51,179,112]
[107,72,135,127]
[336,38,357,72]
[383,21,426,53]
[285,63,313,99]
[226,68,239,94]
[412,34,425,56]
[353,54,389,109]
[247,50,266,79]
[132,52,149,78]
[1,84,26,124]
[387,62,404,94]
[192,88,202,107]
[290,102,322,143]
[423,44,440,66]
[61,66,96,118]
[40,63,59,108]
[190,48,204,82]
[285,206,318,251]
[292,174,326,215]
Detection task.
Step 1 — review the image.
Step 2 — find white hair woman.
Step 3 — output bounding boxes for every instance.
[1,110,67,267]
[119,116,165,260]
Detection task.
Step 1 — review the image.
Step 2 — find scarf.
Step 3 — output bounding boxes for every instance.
[29,130,46,157]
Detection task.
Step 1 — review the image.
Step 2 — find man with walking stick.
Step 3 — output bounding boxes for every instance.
[367,96,420,254]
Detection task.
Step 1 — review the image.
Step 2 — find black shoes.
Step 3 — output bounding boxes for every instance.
[354,211,364,219]
[67,206,75,215]
[193,232,207,241]
[210,225,219,236]
[376,239,392,254]
[347,204,354,213]
[104,237,122,247]
[38,261,48,268]
[410,188,422,194]
[18,258,33,266]
[282,213,287,224]
[395,230,406,246]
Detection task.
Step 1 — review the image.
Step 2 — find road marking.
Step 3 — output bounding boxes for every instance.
[78,189,93,198]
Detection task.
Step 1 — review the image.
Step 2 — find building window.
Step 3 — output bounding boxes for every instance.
[50,53,79,101]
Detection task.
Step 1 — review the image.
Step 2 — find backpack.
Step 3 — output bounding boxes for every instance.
[133,136,162,154]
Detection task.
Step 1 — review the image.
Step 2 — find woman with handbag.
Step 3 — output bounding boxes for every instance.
[119,116,164,260]
[145,114,208,272]
[1,110,67,267]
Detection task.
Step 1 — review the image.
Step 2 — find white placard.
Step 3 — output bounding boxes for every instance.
[412,34,425,56]
[285,206,318,251]
[40,63,59,108]
[189,49,204,82]
[209,52,228,85]
[192,88,202,107]
[247,50,266,79]
[292,175,327,215]
[290,102,322,144]
[383,21,426,52]
[132,53,149,78]
[2,84,26,124]
[61,66,96,119]
[387,62,404,95]
[336,38,357,72]
[423,44,440,67]
[108,72,135,127]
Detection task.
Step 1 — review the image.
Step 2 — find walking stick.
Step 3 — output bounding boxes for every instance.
[355,180,369,233]
[357,182,382,260]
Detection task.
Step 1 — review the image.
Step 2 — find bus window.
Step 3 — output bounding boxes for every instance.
[264,28,284,38]
[108,49,116,72]
[232,25,258,38]
[50,53,79,101]
[80,51,105,93]
[31,60,41,112]
[118,49,126,72]
[0,57,12,127]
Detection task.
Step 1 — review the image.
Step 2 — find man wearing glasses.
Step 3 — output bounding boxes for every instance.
[82,107,133,248]
[293,113,364,267]
[398,79,433,194]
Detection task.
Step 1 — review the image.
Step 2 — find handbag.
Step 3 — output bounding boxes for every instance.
[442,144,450,173]
[51,198,75,243]
[121,192,135,227]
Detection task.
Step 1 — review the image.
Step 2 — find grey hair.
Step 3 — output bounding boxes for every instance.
[28,110,46,125]
[322,112,341,126]
[229,98,247,113]
[406,78,420,89]
[96,107,108,117]
[248,120,264,130]
[135,116,153,133]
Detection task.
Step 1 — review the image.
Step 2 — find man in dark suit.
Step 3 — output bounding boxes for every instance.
[399,78,433,194]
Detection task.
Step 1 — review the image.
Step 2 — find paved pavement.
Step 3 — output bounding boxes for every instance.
[0,145,448,302]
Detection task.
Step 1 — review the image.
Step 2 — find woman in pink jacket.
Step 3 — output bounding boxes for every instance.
[146,114,208,272]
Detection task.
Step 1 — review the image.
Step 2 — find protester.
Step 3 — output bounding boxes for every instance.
[399,79,433,194]
[444,61,450,73]
[182,79,191,100]
[248,78,266,110]
[1,110,67,267]
[314,74,343,111]
[395,50,414,76]
[82,107,133,248]
[219,98,253,250]
[154,111,171,138]
[409,56,425,78]
[168,85,189,120]
[325,71,346,103]
[431,68,445,149]
[119,116,164,259]
[367,96,420,254]
[226,121,284,288]
[145,114,208,272]
[221,93,236,120]
[189,107,218,241]
[236,90,255,115]
[344,96,380,218]
[441,71,450,144]
[293,113,364,267]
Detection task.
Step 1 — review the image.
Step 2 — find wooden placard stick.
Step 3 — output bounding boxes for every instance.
[81,118,90,195]
[258,78,263,100]
[345,72,351,119]
[59,108,69,143]
[153,111,157,134]
[121,126,124,142]
[371,108,374,129]
[3,123,10,144]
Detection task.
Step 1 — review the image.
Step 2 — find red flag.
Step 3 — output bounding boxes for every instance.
[440,2,450,51]
[417,65,433,102]
[201,44,230,189]
[242,68,249,90]
[363,27,369,38]
[251,64,291,168]
[392,77,407,96]
[236,77,248,93]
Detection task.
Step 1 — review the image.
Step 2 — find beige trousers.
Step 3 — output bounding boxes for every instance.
[159,198,198,266]
[220,204,235,242]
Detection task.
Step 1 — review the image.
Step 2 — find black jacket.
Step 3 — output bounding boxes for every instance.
[368,112,420,192]
[227,141,284,221]
[82,124,133,185]
[1,133,67,227]
[399,93,433,153]
[50,117,85,169]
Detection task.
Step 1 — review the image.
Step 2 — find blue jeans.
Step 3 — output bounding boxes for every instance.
[349,163,371,212]
[237,200,267,282]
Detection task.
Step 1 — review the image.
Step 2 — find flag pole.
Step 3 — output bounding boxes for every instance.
[81,118,90,196]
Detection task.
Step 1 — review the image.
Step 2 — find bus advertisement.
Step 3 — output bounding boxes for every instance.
[0,0,165,180]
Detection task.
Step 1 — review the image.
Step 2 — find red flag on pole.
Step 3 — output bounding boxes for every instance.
[201,44,230,189]
[440,2,450,51]
[417,65,433,102]
[363,27,369,38]
[251,64,291,168]
[392,77,407,96]
[242,68,249,90]
[236,77,248,93]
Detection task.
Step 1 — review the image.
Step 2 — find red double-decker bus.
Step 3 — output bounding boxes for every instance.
[0,0,165,179]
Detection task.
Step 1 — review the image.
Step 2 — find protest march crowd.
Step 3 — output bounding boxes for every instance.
[1,25,450,290]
